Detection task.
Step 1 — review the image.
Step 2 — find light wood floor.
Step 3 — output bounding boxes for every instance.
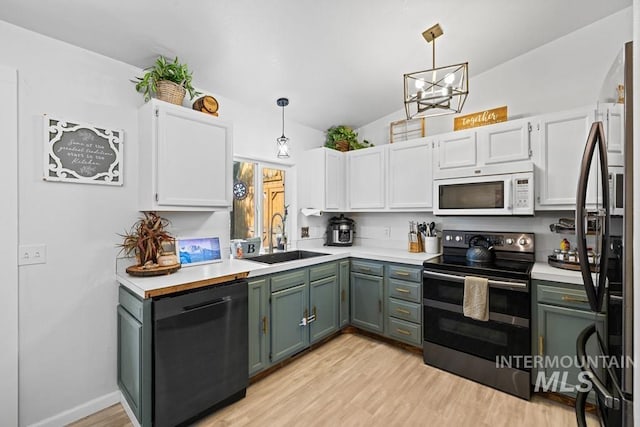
[71,333,597,427]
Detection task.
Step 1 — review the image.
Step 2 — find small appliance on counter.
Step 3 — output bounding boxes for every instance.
[325,214,355,246]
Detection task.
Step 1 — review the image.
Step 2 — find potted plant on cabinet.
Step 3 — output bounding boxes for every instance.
[325,125,373,151]
[133,56,201,105]
[118,212,180,276]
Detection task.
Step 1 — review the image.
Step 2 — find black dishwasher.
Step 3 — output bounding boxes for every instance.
[153,279,248,427]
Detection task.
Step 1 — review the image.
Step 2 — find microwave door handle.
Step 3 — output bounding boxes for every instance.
[507,179,513,210]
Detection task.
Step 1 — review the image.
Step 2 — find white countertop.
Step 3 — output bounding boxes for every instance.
[116,246,441,298]
[531,261,589,285]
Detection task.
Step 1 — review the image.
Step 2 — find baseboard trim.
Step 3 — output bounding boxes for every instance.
[119,392,141,427]
[28,391,120,427]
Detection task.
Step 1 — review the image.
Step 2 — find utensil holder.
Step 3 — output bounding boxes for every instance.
[425,236,440,254]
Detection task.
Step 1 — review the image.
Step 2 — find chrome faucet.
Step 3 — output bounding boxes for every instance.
[268,206,288,254]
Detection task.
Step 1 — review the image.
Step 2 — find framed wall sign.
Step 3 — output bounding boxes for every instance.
[177,236,222,266]
[44,115,123,185]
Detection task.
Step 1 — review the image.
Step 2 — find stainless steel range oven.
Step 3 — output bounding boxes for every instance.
[422,230,535,400]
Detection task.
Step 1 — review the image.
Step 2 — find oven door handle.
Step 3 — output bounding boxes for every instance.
[423,270,528,290]
[423,298,529,328]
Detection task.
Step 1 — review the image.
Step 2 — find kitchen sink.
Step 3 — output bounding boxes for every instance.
[248,250,329,264]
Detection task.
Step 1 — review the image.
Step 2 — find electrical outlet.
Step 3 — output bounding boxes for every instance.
[383,227,391,239]
[18,244,47,266]
[301,227,310,238]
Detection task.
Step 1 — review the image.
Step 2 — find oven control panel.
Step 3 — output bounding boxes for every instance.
[442,230,535,253]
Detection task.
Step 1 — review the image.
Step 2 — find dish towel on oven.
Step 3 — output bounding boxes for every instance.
[463,276,489,321]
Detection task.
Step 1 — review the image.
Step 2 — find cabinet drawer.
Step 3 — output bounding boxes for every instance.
[351,260,383,276]
[309,262,337,282]
[388,317,421,346]
[388,279,421,303]
[388,264,421,283]
[388,298,421,323]
[537,284,591,311]
[119,286,143,322]
[271,269,307,292]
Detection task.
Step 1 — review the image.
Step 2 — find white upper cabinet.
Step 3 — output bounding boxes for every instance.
[436,129,477,170]
[480,118,532,165]
[347,145,386,209]
[387,138,434,209]
[138,99,233,211]
[597,102,624,166]
[533,106,599,209]
[297,147,345,211]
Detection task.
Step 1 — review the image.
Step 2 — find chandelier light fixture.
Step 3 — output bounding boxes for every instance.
[403,23,469,119]
[276,97,290,159]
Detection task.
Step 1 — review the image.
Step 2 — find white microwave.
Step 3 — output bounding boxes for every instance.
[433,169,534,216]
[608,166,624,216]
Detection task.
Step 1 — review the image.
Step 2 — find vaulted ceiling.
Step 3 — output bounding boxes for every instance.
[0,0,632,130]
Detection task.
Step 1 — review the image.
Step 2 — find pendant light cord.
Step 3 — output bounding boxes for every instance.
[281,104,285,138]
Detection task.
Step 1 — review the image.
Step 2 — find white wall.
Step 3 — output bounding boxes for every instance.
[633,0,639,422]
[357,7,633,144]
[0,66,19,427]
[0,18,322,426]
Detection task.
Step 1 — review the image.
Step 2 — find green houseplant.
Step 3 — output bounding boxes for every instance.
[325,125,373,151]
[133,56,201,105]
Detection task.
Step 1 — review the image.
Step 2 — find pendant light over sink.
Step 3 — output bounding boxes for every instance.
[276,97,290,159]
[403,23,469,119]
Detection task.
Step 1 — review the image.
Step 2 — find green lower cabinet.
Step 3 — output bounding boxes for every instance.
[536,303,604,397]
[117,306,142,419]
[350,271,384,333]
[339,260,350,328]
[310,275,339,343]
[271,282,310,363]
[248,277,270,376]
[117,287,152,426]
[385,264,422,347]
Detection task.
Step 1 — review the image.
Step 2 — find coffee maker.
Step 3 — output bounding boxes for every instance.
[326,214,355,246]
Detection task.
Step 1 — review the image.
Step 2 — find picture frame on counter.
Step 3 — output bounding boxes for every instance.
[43,115,123,185]
[177,236,222,266]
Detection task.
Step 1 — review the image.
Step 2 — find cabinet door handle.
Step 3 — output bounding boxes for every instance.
[341,289,346,302]
[395,271,410,276]
[395,308,411,315]
[395,288,411,294]
[309,305,317,323]
[562,295,588,303]
[539,335,544,356]
[299,308,309,327]
[262,316,268,335]
[396,328,411,336]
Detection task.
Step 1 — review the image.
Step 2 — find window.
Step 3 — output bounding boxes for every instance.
[231,160,288,252]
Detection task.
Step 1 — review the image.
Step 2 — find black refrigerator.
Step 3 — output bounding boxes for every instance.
[575,41,633,427]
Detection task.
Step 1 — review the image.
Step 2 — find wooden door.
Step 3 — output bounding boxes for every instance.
[262,168,285,249]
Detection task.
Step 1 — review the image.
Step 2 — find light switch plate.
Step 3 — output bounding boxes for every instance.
[18,244,47,265]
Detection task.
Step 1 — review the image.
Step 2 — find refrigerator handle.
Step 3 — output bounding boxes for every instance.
[575,121,610,313]
[576,324,620,409]
[575,390,589,427]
